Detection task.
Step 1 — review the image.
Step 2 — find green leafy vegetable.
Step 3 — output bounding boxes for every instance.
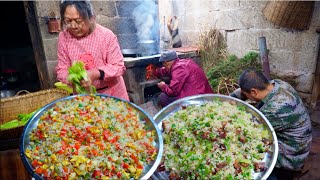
[0,110,37,130]
[67,61,96,94]
[0,120,19,130]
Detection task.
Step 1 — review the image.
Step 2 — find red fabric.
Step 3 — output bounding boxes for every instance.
[55,24,129,101]
[154,58,213,99]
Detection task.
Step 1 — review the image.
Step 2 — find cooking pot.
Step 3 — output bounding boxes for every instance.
[2,69,20,88]
[121,48,138,57]
[138,40,157,56]
[0,90,16,98]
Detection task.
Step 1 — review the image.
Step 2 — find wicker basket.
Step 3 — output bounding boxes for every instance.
[0,88,69,140]
[263,1,315,30]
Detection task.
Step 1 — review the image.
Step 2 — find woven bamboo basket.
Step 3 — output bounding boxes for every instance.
[263,1,315,30]
[0,88,69,140]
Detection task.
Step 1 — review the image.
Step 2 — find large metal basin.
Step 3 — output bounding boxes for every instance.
[19,94,163,180]
[152,94,278,180]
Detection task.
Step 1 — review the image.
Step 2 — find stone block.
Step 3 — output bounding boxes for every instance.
[46,60,58,86]
[239,1,267,8]
[180,12,216,31]
[170,0,186,17]
[226,29,319,53]
[117,18,137,34]
[118,34,138,49]
[97,16,137,35]
[92,1,117,17]
[35,1,60,19]
[268,31,319,52]
[226,30,259,52]
[208,0,240,11]
[309,2,320,29]
[116,1,141,18]
[43,38,58,61]
[183,1,212,13]
[179,30,201,46]
[268,51,317,74]
[96,15,118,33]
[295,73,314,93]
[214,6,273,30]
[214,10,249,30]
[272,71,313,93]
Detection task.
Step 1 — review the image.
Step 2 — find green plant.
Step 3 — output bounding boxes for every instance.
[207,51,261,94]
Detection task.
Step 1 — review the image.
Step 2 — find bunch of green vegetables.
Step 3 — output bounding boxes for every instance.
[206,51,261,94]
[0,110,37,130]
[67,61,96,94]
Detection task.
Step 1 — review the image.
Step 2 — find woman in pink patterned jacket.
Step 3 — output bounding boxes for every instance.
[55,0,129,101]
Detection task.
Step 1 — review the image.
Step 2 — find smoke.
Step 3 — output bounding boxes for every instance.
[132,0,159,42]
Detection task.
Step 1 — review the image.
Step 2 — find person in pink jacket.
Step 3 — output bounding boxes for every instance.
[148,50,213,107]
[55,0,129,101]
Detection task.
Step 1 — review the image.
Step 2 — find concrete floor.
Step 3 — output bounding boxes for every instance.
[139,101,320,180]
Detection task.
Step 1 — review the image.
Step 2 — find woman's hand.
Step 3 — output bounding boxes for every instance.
[80,69,100,90]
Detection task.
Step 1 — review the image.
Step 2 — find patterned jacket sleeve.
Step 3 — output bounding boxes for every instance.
[154,67,170,77]
[99,33,126,80]
[55,32,71,84]
[161,65,189,96]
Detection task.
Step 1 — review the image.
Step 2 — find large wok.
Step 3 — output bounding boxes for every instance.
[19,94,163,180]
[152,94,278,180]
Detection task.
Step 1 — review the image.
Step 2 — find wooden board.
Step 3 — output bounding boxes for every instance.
[0,149,31,179]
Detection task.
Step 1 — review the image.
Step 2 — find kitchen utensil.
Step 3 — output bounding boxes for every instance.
[152,94,278,180]
[0,90,16,98]
[121,48,138,57]
[138,40,157,56]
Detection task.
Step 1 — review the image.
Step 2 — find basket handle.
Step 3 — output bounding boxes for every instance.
[16,90,30,96]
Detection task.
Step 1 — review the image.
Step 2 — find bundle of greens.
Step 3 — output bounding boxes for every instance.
[67,61,96,94]
[206,51,261,95]
[0,110,37,130]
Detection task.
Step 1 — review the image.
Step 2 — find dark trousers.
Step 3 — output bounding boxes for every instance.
[267,167,303,180]
[158,92,178,108]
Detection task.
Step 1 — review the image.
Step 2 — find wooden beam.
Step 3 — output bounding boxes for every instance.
[311,34,320,108]
[23,1,50,89]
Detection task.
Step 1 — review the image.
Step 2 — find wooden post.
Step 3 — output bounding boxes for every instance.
[258,37,271,80]
[23,1,50,89]
[311,33,320,108]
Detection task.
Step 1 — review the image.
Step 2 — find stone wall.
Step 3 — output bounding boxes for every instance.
[159,0,320,102]
[36,1,320,102]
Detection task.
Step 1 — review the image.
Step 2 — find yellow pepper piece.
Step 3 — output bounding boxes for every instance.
[126,143,136,150]
[62,160,69,166]
[135,169,143,179]
[70,155,89,167]
[101,176,110,180]
[128,165,136,173]
[50,154,57,163]
[25,149,31,158]
[41,164,48,170]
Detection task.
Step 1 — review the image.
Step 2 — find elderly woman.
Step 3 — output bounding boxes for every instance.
[55,0,129,101]
[147,50,213,107]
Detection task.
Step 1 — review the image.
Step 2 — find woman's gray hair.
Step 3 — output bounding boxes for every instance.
[60,0,95,24]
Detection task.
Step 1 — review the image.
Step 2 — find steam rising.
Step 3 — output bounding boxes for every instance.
[132,0,159,42]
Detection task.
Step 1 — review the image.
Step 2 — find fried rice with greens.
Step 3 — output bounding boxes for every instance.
[161,100,272,179]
